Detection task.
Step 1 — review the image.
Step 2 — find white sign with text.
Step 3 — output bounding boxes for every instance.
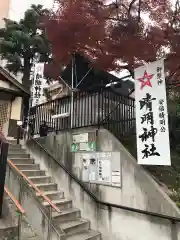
[135,59,171,165]
[31,63,47,107]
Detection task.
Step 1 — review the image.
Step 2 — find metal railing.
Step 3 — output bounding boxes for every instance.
[7,159,63,240]
[29,90,135,136]
[0,131,8,217]
[4,186,25,240]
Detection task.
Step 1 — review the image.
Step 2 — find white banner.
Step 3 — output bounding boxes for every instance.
[135,59,171,165]
[31,63,47,107]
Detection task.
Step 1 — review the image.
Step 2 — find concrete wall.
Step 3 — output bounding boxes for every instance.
[24,127,180,240]
[0,195,18,240]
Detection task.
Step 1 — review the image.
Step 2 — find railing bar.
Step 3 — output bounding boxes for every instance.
[7,159,60,213]
[4,186,25,214]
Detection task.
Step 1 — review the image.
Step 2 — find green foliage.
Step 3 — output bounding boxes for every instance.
[0,4,51,87]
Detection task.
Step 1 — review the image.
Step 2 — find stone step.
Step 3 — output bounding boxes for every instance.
[52,208,80,223]
[14,164,40,171]
[28,176,51,184]
[43,199,72,211]
[22,237,43,240]
[8,151,27,156]
[36,190,64,201]
[21,170,46,177]
[9,158,34,164]
[8,142,102,240]
[8,140,18,145]
[8,153,30,158]
[34,183,58,192]
[66,230,101,240]
[8,149,26,154]
[8,144,22,150]
[59,219,90,235]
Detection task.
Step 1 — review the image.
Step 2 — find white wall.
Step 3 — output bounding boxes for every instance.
[10,97,22,120]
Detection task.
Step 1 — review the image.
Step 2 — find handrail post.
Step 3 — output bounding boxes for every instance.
[18,176,23,239]
[18,212,22,240]
[0,141,8,218]
[17,125,20,145]
[47,206,52,240]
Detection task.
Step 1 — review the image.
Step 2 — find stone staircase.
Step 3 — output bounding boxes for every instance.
[7,141,101,240]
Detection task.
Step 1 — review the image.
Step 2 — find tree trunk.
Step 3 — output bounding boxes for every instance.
[22,58,32,89]
[22,57,32,120]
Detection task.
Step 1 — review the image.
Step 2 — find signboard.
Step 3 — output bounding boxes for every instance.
[82,153,97,182]
[72,132,96,152]
[31,63,47,107]
[135,59,171,166]
[81,152,121,187]
[111,171,121,187]
[71,142,96,152]
[73,133,88,143]
[97,152,111,183]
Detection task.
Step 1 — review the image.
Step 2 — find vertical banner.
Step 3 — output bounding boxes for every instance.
[31,63,47,107]
[135,59,171,165]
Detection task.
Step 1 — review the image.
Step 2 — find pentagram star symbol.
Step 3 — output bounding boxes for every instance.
[137,70,154,90]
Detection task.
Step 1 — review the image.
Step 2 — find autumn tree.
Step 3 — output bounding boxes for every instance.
[45,0,180,84]
[0,4,51,88]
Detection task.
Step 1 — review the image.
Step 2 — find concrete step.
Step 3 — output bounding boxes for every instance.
[34,183,58,192]
[8,143,101,240]
[22,237,43,240]
[43,199,72,210]
[59,219,90,235]
[8,140,18,145]
[8,153,30,158]
[66,230,101,240]
[8,149,26,154]
[9,158,34,164]
[28,176,51,184]
[21,170,46,177]
[52,208,80,223]
[8,144,22,150]
[14,164,40,171]
[36,190,64,201]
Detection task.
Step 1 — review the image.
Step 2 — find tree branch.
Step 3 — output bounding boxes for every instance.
[138,0,141,22]
[128,0,138,18]
[171,0,180,26]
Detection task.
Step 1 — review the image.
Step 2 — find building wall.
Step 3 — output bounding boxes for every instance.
[0,96,22,138]
[0,78,20,92]
[7,96,22,138]
[10,97,22,120]
[25,127,180,240]
[0,100,11,136]
[0,78,22,137]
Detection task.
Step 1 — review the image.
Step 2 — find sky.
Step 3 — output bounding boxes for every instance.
[8,0,53,21]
